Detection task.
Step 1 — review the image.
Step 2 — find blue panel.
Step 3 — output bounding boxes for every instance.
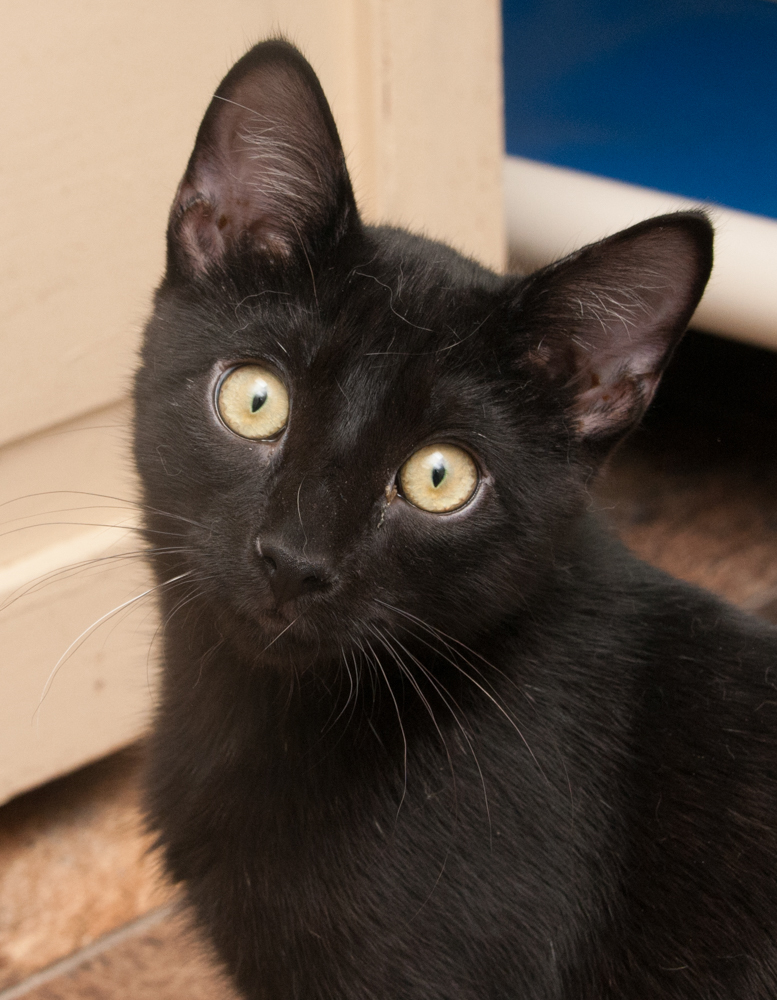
[503,0,777,219]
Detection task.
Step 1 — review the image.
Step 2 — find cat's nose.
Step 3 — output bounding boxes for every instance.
[257,539,329,607]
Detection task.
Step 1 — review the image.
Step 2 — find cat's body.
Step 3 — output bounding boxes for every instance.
[134,41,777,999]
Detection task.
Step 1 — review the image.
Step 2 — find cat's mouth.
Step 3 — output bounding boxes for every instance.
[228,594,343,667]
[253,614,309,662]
[255,605,304,641]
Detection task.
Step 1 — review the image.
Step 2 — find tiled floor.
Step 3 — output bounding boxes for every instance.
[3,910,237,1000]
[0,749,171,992]
[2,329,776,999]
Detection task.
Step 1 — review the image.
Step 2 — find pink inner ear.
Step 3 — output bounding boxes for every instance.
[571,328,675,437]
[175,196,227,276]
[574,371,661,438]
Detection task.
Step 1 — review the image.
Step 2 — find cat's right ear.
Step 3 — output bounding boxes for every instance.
[167,39,357,280]
[512,212,713,461]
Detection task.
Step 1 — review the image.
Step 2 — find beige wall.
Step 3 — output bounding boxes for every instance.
[0,0,505,804]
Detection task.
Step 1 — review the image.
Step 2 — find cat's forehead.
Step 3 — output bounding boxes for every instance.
[202,234,502,379]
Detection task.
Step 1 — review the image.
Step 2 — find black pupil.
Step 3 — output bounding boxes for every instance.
[431,461,446,488]
[251,386,268,413]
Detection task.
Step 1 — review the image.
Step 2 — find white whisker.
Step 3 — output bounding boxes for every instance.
[33,571,194,724]
[375,599,547,784]
[259,616,299,656]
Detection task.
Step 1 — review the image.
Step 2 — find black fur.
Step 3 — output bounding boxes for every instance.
[134,40,777,999]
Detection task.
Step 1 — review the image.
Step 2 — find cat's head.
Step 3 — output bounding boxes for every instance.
[134,40,713,668]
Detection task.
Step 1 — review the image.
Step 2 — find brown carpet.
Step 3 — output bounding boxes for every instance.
[597,330,777,616]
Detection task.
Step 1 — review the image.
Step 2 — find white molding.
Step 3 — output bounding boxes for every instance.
[0,524,154,805]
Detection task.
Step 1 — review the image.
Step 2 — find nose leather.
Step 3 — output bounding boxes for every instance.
[257,539,329,607]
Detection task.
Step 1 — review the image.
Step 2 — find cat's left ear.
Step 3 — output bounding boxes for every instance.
[515,212,713,457]
[167,39,357,279]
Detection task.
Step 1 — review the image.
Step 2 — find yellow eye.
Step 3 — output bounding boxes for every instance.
[399,444,478,513]
[217,365,289,439]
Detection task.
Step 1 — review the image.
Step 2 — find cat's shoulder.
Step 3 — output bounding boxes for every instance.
[568,513,777,677]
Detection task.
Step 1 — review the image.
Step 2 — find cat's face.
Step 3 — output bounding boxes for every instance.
[134,41,713,669]
[135,233,578,665]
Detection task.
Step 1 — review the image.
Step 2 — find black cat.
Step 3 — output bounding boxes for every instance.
[134,40,777,999]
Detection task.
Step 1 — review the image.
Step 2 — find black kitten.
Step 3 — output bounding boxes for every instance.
[134,40,777,999]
